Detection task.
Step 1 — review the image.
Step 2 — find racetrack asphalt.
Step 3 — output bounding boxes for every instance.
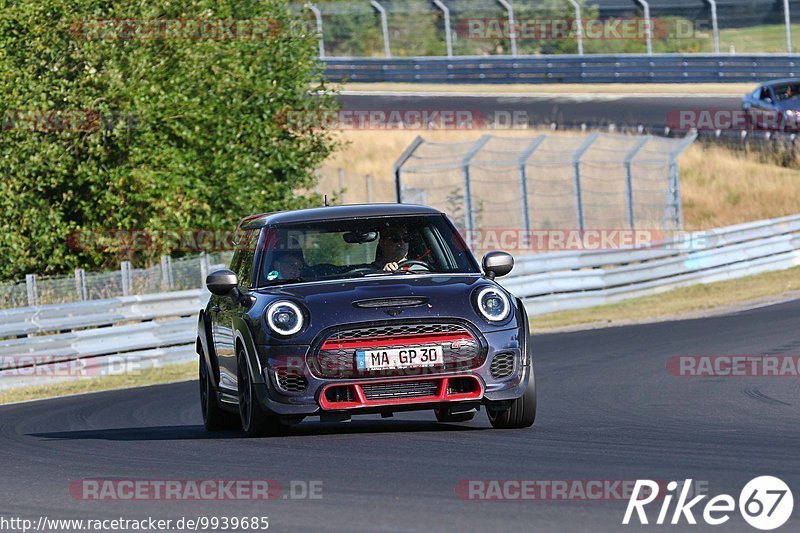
[1,298,798,532]
[337,93,743,131]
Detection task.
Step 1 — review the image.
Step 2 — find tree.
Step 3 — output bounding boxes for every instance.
[0,0,339,279]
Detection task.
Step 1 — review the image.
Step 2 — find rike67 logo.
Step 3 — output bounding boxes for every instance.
[623,476,793,530]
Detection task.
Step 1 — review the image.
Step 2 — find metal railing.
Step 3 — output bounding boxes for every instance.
[299,0,800,57]
[324,54,800,84]
[0,252,231,311]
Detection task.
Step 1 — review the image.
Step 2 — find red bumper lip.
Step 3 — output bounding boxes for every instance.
[319,375,484,410]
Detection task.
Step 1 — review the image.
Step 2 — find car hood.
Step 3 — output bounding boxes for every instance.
[251,274,516,344]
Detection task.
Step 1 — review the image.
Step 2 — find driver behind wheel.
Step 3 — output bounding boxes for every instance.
[374,226,410,271]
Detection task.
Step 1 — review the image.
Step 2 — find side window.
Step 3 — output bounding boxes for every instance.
[233,229,258,289]
[760,87,772,101]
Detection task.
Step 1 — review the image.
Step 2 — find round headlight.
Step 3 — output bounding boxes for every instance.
[266,301,304,336]
[476,287,511,322]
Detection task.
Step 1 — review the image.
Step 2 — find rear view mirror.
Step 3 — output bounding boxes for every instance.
[343,231,378,244]
[206,269,238,296]
[482,251,514,279]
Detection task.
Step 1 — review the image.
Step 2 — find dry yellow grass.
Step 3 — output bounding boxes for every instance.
[533,267,800,332]
[0,361,196,405]
[680,144,800,230]
[319,130,800,230]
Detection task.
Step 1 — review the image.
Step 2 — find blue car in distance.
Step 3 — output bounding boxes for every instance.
[196,204,535,437]
[742,78,800,132]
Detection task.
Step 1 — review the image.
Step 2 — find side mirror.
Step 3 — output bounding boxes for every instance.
[482,251,514,280]
[206,269,238,296]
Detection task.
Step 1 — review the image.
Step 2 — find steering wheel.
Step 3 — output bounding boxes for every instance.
[347,266,383,276]
[397,260,431,270]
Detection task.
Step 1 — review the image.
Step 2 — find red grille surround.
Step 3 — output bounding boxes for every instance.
[319,375,483,410]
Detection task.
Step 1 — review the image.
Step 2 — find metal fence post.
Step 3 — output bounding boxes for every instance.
[371,1,391,58]
[121,261,133,296]
[624,136,651,229]
[432,0,453,57]
[338,168,346,204]
[393,136,425,203]
[161,255,174,291]
[572,133,600,232]
[635,0,653,55]
[666,133,698,231]
[784,0,793,53]
[74,268,88,301]
[705,0,720,54]
[461,135,492,234]
[518,135,547,239]
[25,274,38,307]
[200,253,209,288]
[567,0,585,56]
[497,0,517,56]
[305,3,325,58]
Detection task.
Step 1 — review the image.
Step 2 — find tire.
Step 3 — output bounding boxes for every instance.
[434,407,475,423]
[199,351,240,431]
[237,348,286,438]
[487,366,536,429]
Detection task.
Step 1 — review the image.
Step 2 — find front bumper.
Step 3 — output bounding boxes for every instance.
[252,326,528,416]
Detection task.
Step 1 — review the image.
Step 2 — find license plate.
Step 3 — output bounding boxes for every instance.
[356,346,443,371]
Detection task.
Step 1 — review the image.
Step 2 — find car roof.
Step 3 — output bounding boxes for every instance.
[239,204,444,229]
[763,78,800,87]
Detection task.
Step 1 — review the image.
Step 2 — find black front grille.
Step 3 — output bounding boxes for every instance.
[325,322,465,340]
[490,353,516,379]
[311,321,486,379]
[275,371,308,393]
[361,380,440,400]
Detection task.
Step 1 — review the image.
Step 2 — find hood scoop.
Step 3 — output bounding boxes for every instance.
[353,297,429,309]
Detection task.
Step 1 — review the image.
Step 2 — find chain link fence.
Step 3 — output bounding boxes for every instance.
[394,132,696,254]
[296,0,800,56]
[0,252,233,311]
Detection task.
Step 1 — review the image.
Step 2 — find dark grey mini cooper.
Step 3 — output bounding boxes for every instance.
[196,204,535,436]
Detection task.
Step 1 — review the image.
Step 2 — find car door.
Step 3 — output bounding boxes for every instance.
[214,229,258,392]
[750,85,777,130]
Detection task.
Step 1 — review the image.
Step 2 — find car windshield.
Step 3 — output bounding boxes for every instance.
[773,83,800,101]
[256,215,479,286]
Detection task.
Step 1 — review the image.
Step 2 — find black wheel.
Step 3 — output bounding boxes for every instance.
[434,408,475,423]
[199,350,240,431]
[487,366,536,429]
[237,349,285,437]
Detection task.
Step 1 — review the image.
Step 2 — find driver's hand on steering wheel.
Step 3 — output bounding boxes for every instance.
[383,262,400,272]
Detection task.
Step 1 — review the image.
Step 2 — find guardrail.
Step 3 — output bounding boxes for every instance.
[501,214,800,315]
[0,290,207,390]
[2,214,799,390]
[324,54,800,84]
